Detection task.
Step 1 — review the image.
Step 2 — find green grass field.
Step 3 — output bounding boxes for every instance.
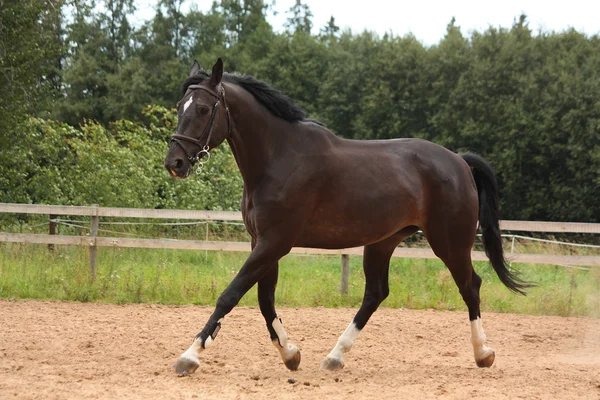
[1,242,598,317]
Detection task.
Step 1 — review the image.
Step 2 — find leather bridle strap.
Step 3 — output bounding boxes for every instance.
[170,84,231,166]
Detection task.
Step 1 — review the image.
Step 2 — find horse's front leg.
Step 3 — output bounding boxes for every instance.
[173,241,291,376]
[258,262,301,371]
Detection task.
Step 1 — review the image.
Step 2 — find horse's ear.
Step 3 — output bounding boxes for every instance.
[209,58,223,86]
[189,60,201,77]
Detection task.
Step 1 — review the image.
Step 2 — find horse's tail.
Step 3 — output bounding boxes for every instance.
[461,152,533,295]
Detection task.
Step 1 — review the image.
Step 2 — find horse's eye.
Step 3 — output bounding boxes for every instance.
[176,100,181,109]
[197,104,210,116]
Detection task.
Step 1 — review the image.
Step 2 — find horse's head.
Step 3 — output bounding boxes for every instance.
[164,58,231,178]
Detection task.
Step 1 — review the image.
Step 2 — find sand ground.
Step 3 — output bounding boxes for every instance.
[1,300,599,399]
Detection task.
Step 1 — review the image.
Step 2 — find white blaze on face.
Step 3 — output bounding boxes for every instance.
[325,322,361,361]
[183,95,193,113]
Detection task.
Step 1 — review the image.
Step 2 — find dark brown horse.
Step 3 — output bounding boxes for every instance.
[164,58,531,376]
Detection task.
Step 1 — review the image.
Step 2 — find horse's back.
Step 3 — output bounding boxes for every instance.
[336,137,475,198]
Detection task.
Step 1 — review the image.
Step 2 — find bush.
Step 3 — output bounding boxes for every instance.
[0,107,243,220]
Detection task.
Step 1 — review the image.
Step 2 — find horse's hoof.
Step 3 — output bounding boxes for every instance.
[475,350,495,368]
[172,356,200,376]
[321,356,344,371]
[284,348,301,371]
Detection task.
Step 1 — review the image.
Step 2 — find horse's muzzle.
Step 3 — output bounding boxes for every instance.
[164,157,190,178]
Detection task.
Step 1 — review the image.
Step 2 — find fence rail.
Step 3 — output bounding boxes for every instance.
[1,233,598,268]
[0,203,242,221]
[1,203,599,292]
[2,203,600,233]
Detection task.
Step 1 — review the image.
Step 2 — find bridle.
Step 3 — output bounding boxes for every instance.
[170,84,231,173]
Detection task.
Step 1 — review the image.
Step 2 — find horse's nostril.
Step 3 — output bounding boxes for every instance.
[174,159,183,169]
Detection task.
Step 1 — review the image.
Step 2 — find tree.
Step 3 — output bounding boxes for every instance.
[156,0,186,56]
[58,0,136,124]
[285,0,313,34]
[316,30,375,138]
[319,16,339,44]
[0,0,64,129]
[185,6,227,61]
[218,0,271,45]
[422,17,472,146]
[351,33,428,140]
[4,2,599,223]
[101,0,136,67]
[0,0,65,212]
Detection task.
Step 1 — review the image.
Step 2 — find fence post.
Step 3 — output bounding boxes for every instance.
[341,254,349,295]
[89,205,99,280]
[48,214,57,251]
[205,222,209,261]
[509,235,516,267]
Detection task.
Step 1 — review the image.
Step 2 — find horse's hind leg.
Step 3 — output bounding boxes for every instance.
[258,262,301,371]
[424,229,496,368]
[321,226,418,371]
[448,254,495,367]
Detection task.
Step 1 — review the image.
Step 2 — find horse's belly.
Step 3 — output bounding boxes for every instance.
[294,205,415,249]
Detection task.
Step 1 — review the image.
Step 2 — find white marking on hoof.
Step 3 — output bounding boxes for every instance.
[322,322,361,370]
[183,95,193,112]
[471,317,495,367]
[173,339,202,376]
[173,320,222,375]
[272,317,301,369]
[180,338,203,363]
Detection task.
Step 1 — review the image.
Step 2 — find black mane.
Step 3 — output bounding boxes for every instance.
[227,74,306,122]
[181,70,210,95]
[181,71,307,123]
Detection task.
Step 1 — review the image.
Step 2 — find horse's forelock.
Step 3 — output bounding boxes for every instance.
[181,71,210,96]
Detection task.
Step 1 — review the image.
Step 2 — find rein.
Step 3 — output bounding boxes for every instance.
[170,84,231,173]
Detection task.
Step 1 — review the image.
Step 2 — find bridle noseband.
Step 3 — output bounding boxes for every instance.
[170,84,231,173]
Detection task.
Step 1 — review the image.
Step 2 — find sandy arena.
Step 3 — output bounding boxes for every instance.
[1,299,599,399]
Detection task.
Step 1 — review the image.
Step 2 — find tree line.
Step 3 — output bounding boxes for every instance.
[1,1,599,223]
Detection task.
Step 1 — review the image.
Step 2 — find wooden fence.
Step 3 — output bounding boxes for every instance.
[1,203,599,293]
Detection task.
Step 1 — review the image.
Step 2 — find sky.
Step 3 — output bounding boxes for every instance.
[134,0,600,46]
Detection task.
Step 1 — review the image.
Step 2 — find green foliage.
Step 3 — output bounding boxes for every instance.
[0,107,243,211]
[428,22,600,221]
[2,2,600,222]
[285,0,313,35]
[0,0,63,134]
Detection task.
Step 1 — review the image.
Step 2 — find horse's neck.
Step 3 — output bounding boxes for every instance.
[225,88,283,186]
[225,133,264,185]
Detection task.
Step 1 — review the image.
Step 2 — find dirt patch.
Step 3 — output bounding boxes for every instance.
[1,300,599,399]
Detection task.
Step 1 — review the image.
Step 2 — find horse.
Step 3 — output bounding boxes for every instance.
[164,58,532,376]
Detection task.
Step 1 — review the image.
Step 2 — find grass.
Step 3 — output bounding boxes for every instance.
[0,242,598,317]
